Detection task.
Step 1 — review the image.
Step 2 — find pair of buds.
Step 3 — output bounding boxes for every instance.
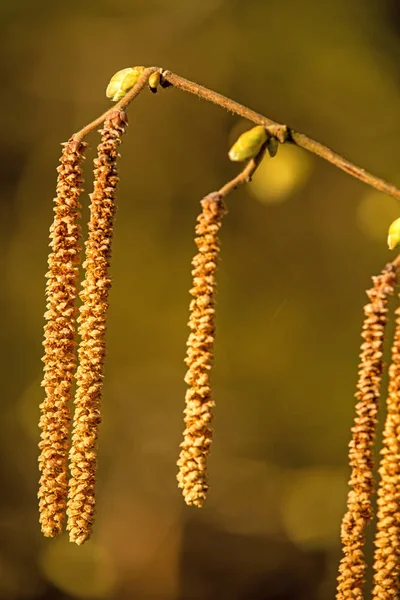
[106,66,170,100]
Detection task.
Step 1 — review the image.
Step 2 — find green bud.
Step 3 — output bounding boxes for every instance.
[387,217,400,250]
[228,125,268,162]
[106,66,146,102]
[148,72,161,93]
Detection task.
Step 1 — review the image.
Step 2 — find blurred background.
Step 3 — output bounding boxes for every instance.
[1,0,400,598]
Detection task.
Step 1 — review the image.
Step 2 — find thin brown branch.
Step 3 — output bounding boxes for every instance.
[162,71,400,201]
[289,131,400,199]
[218,143,268,197]
[72,67,159,143]
[70,66,400,201]
[161,71,280,130]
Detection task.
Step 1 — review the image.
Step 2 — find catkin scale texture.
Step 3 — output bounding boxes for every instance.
[372,301,400,600]
[39,139,87,537]
[337,264,397,600]
[66,112,127,545]
[177,192,227,507]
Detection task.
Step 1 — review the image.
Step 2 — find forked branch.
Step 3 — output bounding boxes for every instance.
[71,66,400,201]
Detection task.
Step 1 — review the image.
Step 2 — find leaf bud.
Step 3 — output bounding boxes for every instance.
[106,66,146,102]
[228,125,268,162]
[387,217,400,250]
[148,72,161,93]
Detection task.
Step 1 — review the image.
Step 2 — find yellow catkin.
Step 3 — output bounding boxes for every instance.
[177,192,227,507]
[66,111,128,544]
[372,302,400,599]
[38,139,87,537]
[336,263,397,600]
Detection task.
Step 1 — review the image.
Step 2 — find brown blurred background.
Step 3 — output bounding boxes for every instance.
[1,0,400,598]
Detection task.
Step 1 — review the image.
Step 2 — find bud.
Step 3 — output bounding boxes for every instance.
[148,72,161,94]
[387,217,400,250]
[228,125,268,162]
[106,66,146,102]
[267,137,279,158]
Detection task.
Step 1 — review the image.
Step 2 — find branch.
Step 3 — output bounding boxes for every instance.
[71,66,400,201]
[72,67,160,143]
[218,144,268,197]
[162,71,400,201]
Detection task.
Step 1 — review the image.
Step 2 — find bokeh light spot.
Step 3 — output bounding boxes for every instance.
[357,190,400,242]
[249,143,313,204]
[282,467,347,548]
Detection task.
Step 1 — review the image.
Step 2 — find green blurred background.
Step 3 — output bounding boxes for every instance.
[1,0,400,598]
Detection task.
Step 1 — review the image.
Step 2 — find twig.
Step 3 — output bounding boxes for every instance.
[218,144,268,197]
[72,67,159,143]
[162,71,400,201]
[70,66,400,201]
[161,71,287,140]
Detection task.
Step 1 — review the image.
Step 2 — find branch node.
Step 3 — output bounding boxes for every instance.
[267,124,289,144]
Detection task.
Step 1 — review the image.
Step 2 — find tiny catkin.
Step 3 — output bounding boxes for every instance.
[337,263,397,600]
[66,111,127,544]
[372,301,400,600]
[177,192,227,507]
[38,139,87,537]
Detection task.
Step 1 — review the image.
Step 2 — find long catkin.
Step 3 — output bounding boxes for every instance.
[39,139,87,537]
[372,300,400,600]
[177,192,227,507]
[337,263,397,600]
[67,111,127,544]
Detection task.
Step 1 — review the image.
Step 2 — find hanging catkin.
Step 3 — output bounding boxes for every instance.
[337,263,397,600]
[39,139,87,537]
[177,192,227,507]
[67,111,127,544]
[372,299,400,600]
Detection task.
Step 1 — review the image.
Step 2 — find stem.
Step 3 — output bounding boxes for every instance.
[218,144,268,197]
[71,66,400,201]
[72,67,160,143]
[162,71,400,201]
[161,71,279,129]
[289,131,400,199]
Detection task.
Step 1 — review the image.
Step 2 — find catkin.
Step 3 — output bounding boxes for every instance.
[66,111,127,544]
[177,192,227,507]
[337,263,397,600]
[38,139,87,537]
[372,300,400,600]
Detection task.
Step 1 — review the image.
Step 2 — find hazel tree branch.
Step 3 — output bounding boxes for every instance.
[72,67,160,143]
[71,66,400,201]
[218,144,268,197]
